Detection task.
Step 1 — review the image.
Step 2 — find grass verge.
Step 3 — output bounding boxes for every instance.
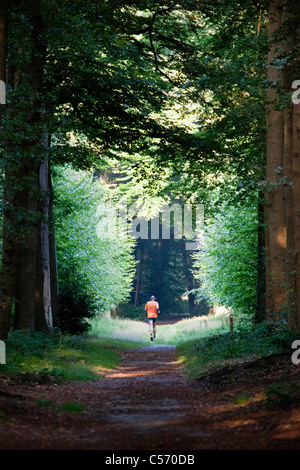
[90,316,150,344]
[90,314,225,345]
[156,316,225,344]
[177,320,299,379]
[0,329,127,384]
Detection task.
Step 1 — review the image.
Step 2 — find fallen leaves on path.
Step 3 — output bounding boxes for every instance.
[0,344,299,450]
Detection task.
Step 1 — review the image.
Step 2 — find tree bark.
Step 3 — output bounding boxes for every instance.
[49,164,60,325]
[0,2,58,336]
[156,240,163,306]
[265,0,300,329]
[182,243,195,315]
[282,73,297,329]
[0,5,16,338]
[134,244,143,306]
[14,159,40,330]
[35,157,53,330]
[288,0,300,328]
[292,101,300,327]
[265,0,287,320]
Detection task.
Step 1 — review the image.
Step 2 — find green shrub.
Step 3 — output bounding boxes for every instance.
[53,166,136,332]
[56,265,98,335]
[178,321,299,379]
[193,203,258,315]
[116,302,147,321]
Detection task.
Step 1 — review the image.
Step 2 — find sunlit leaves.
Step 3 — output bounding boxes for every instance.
[53,166,136,313]
[193,201,258,314]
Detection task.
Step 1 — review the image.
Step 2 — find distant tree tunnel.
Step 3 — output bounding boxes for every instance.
[130,238,209,316]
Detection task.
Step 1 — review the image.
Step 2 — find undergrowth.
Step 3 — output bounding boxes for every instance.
[265,383,300,410]
[0,329,125,384]
[177,321,299,380]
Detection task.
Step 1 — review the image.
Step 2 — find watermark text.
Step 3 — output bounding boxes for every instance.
[96,199,204,251]
[0,80,5,105]
[291,340,300,365]
[292,80,300,104]
[0,340,5,364]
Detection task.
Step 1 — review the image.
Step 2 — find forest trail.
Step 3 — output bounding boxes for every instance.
[0,343,300,450]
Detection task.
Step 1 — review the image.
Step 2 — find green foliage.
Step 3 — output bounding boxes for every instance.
[117,303,146,321]
[0,0,271,339]
[46,0,208,167]
[265,383,300,410]
[57,267,98,335]
[178,321,299,379]
[1,329,121,383]
[157,315,224,345]
[53,166,136,333]
[141,0,267,209]
[90,315,149,345]
[132,239,193,315]
[193,201,258,315]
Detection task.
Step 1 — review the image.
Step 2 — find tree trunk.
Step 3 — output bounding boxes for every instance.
[289,0,300,329]
[49,164,60,325]
[292,101,300,327]
[0,2,58,336]
[14,163,40,330]
[265,0,287,321]
[134,244,143,306]
[35,157,53,330]
[265,0,300,330]
[182,243,195,315]
[0,5,15,339]
[282,71,297,329]
[156,240,163,306]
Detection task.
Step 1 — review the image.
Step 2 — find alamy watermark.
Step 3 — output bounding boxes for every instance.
[96,199,204,250]
[292,80,300,104]
[0,341,5,364]
[291,340,300,365]
[0,80,5,105]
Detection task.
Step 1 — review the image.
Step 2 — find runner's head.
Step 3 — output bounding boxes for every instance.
[150,295,156,300]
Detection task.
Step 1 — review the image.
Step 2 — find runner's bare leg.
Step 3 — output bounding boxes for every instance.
[149,319,154,340]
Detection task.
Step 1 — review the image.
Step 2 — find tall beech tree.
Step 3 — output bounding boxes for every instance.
[265,0,287,322]
[0,0,211,338]
[265,0,300,328]
[0,1,53,336]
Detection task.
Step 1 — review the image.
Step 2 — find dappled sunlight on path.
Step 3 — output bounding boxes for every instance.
[0,343,300,449]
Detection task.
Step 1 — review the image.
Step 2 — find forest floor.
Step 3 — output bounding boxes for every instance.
[0,321,300,450]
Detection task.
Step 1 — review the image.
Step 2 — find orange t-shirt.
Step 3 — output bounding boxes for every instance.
[145,300,159,318]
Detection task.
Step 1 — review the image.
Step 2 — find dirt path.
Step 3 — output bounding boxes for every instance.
[90,344,208,450]
[0,343,300,450]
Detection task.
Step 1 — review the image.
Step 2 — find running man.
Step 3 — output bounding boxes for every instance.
[145,295,160,341]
